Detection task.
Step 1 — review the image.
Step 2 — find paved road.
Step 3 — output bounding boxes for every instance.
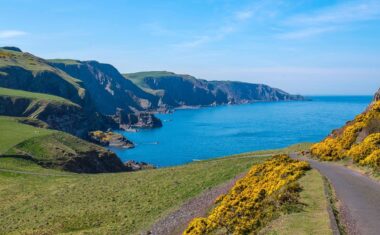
[300,158,380,235]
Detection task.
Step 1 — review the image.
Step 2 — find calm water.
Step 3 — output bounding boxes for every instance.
[112,96,372,167]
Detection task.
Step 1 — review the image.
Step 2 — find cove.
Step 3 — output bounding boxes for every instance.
[112,96,372,167]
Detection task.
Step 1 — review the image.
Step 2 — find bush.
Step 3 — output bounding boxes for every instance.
[183,155,310,235]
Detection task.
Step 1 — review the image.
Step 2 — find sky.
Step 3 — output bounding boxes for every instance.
[0,0,379,95]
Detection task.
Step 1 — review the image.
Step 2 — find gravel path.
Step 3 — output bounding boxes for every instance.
[299,158,380,235]
[146,173,245,235]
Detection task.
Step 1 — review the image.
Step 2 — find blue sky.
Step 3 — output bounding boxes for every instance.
[0,0,379,95]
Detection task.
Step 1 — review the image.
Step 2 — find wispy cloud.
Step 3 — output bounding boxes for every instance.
[175,2,274,49]
[279,0,380,39]
[235,10,254,21]
[0,30,27,39]
[278,26,337,39]
[287,0,380,26]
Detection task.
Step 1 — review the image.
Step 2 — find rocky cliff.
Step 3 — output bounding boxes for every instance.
[49,60,159,114]
[0,47,161,133]
[0,88,114,137]
[125,71,305,109]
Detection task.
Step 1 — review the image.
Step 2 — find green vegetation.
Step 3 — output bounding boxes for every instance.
[47,59,81,65]
[6,132,100,163]
[0,143,311,234]
[0,48,84,96]
[0,154,269,234]
[0,116,53,154]
[261,170,333,235]
[0,87,76,105]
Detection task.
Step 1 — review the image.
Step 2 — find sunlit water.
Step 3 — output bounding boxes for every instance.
[111,96,372,167]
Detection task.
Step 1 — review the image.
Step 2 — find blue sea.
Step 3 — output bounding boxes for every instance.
[112,96,372,167]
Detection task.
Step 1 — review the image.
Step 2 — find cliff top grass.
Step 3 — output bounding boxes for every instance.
[0,48,84,95]
[47,59,81,65]
[124,71,197,96]
[0,87,76,105]
[0,116,53,154]
[0,143,311,234]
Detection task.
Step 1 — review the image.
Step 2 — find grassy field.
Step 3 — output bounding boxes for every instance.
[0,114,314,234]
[260,169,333,235]
[0,87,75,105]
[0,116,53,154]
[0,154,271,234]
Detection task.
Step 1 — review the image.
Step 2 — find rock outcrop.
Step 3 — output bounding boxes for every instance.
[89,130,135,148]
[113,108,162,129]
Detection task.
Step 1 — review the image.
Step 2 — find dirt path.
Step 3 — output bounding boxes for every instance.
[298,157,380,235]
[147,173,245,235]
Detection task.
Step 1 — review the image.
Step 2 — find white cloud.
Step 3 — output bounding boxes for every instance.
[278,26,336,39]
[235,10,253,21]
[277,1,380,40]
[287,0,380,26]
[0,30,27,39]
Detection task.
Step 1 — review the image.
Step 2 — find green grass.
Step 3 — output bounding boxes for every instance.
[0,116,53,154]
[0,48,84,96]
[0,154,270,234]
[0,87,76,105]
[260,169,333,235]
[47,59,81,65]
[0,119,312,235]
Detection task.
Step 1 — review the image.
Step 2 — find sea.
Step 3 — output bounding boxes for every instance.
[111,96,372,167]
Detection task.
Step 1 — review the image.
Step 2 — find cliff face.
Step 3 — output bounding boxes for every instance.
[0,95,113,137]
[125,71,305,109]
[0,48,161,133]
[50,60,159,114]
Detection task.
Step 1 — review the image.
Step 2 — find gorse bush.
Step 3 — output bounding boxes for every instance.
[311,101,380,170]
[183,155,310,235]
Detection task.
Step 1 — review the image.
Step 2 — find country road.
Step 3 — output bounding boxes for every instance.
[301,158,380,235]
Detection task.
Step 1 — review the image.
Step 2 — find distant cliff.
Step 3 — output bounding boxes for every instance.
[374,88,380,101]
[124,71,305,110]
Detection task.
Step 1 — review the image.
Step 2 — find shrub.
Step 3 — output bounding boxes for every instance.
[183,155,310,235]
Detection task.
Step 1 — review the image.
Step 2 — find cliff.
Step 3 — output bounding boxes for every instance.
[125,71,305,109]
[49,59,159,114]
[0,87,114,137]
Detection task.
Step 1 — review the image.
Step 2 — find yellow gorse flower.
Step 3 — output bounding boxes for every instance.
[183,155,310,235]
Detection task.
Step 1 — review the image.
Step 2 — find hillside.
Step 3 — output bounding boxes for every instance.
[125,71,305,109]
[0,144,330,234]
[0,116,126,173]
[0,47,88,106]
[0,47,162,134]
[311,88,380,171]
[0,87,113,137]
[49,59,159,114]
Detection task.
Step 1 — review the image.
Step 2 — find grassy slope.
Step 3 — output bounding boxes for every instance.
[124,71,179,96]
[0,87,76,105]
[0,116,53,154]
[261,169,332,235]
[0,48,84,96]
[0,154,269,234]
